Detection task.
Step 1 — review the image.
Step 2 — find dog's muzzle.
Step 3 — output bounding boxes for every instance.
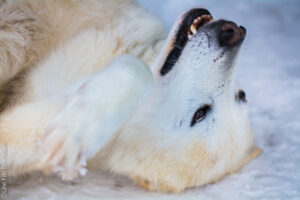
[160,8,247,76]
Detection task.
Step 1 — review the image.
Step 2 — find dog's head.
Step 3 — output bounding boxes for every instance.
[150,8,248,136]
[109,8,261,192]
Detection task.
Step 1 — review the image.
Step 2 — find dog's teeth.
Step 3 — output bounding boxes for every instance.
[190,17,201,36]
[190,24,197,35]
[189,15,213,38]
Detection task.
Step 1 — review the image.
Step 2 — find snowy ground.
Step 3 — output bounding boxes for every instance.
[8,0,300,199]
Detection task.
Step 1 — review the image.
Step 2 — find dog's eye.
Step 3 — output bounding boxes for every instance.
[191,104,211,127]
[237,90,247,103]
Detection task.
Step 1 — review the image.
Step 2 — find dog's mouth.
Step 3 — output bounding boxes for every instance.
[188,13,214,39]
[160,8,214,76]
[175,8,214,45]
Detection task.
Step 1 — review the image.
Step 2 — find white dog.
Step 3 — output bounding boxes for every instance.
[0,0,262,192]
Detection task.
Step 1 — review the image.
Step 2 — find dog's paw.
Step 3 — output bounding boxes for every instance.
[38,84,121,180]
[39,132,87,181]
[39,103,92,181]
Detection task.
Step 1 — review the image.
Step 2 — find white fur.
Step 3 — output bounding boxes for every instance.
[0,0,261,192]
[39,55,154,180]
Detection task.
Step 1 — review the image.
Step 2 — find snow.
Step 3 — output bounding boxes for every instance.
[8,0,300,199]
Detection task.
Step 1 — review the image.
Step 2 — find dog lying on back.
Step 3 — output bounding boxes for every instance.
[0,0,262,192]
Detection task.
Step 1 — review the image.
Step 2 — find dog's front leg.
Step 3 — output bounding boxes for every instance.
[39,55,154,180]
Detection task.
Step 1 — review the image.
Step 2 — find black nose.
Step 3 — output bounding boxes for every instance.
[219,21,246,46]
